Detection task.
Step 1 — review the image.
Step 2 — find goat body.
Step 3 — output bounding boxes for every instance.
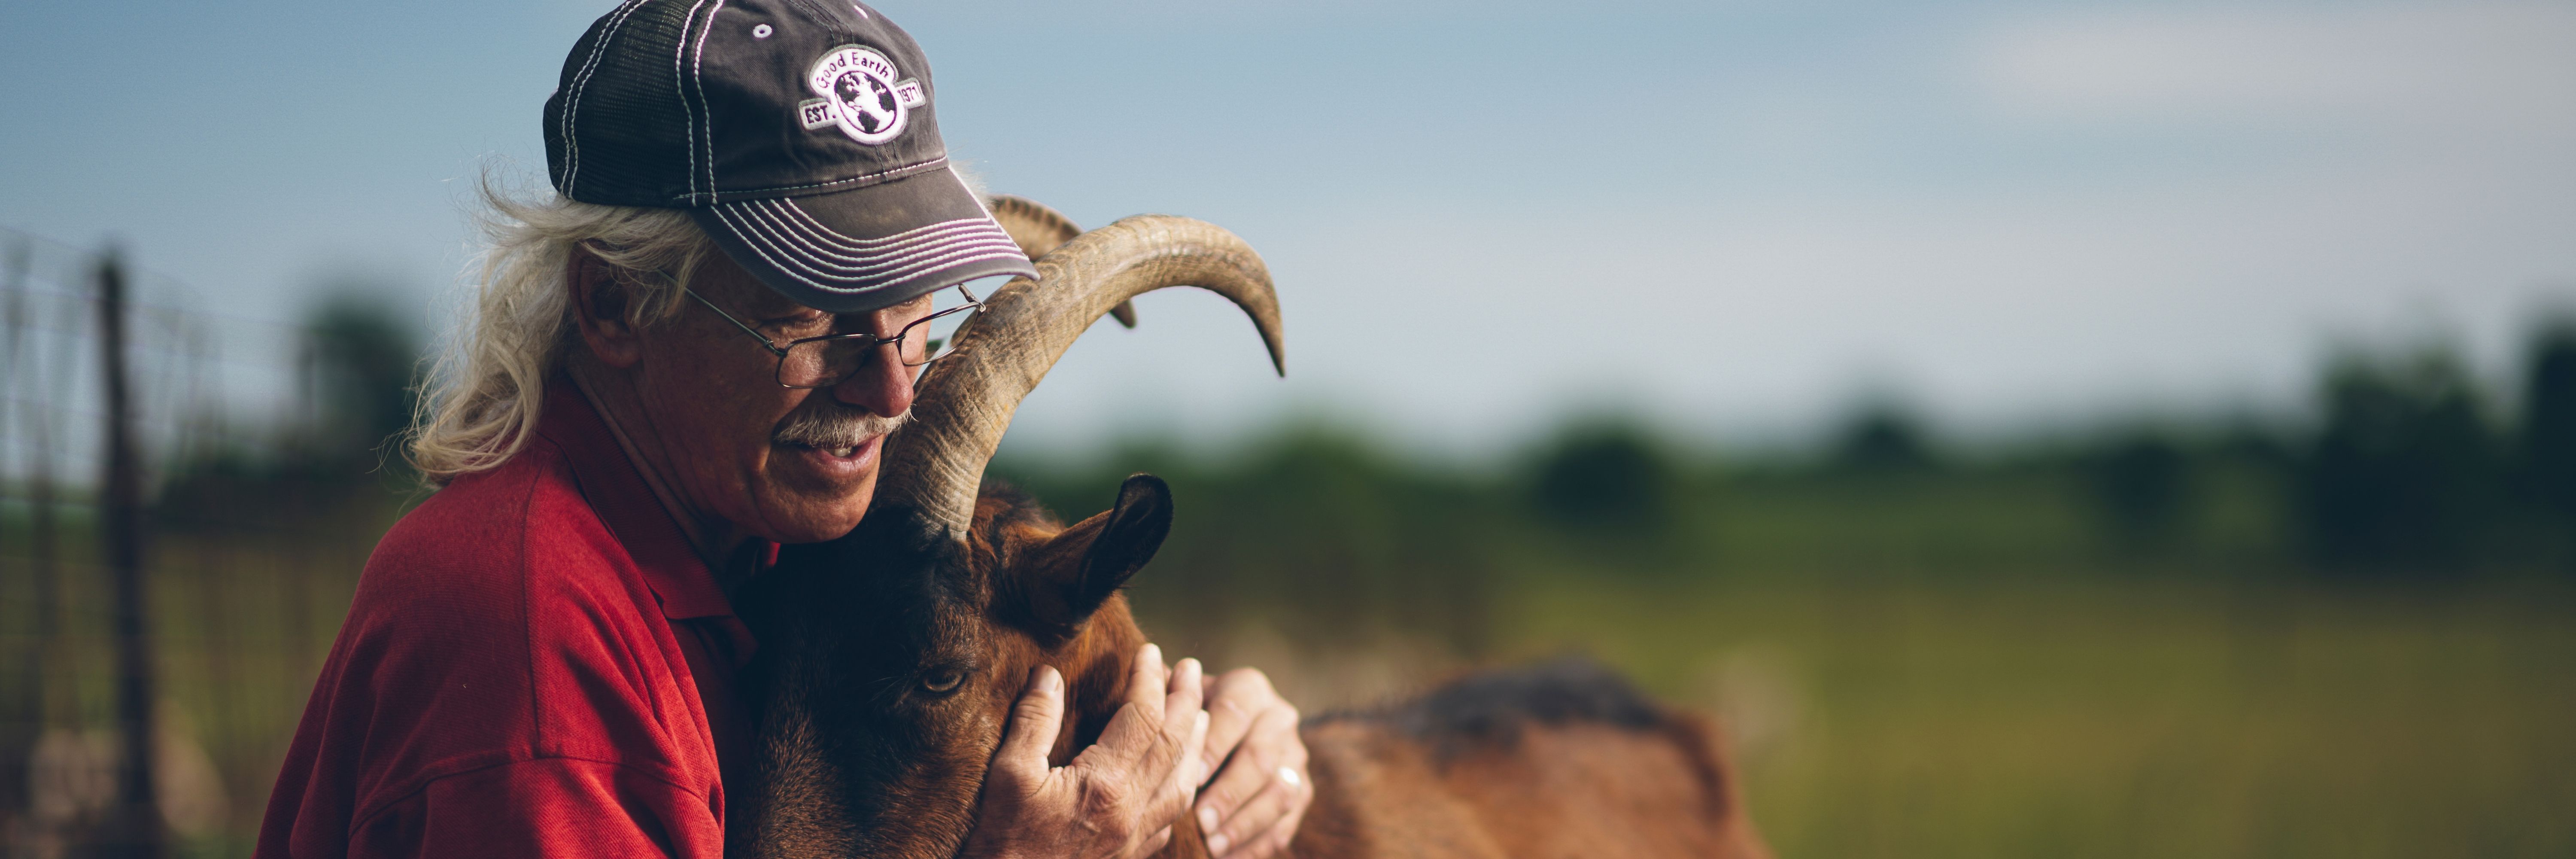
[735,478,1771,859]
[1225,658,1769,859]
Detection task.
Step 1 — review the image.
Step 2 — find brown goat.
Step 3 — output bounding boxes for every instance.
[737,476,1771,859]
[729,200,1768,857]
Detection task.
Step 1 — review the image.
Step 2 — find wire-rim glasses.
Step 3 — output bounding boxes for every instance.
[683,285,981,389]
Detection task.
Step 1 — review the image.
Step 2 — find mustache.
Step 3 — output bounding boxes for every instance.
[772,405,909,449]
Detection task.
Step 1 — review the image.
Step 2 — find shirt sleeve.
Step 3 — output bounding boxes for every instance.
[347,758,722,859]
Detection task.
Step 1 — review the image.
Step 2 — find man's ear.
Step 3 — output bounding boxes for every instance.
[1012,474,1173,636]
[568,244,644,368]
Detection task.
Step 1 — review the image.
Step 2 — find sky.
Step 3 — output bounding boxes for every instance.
[4,0,2572,459]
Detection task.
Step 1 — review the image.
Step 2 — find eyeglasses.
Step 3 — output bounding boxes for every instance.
[682,285,981,389]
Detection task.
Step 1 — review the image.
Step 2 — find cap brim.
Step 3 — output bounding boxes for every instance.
[690,166,1038,314]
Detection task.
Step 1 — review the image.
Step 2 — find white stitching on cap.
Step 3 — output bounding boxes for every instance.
[748,201,1019,266]
[717,201,990,250]
[710,206,835,290]
[684,157,947,204]
[562,0,644,190]
[752,201,1026,271]
[749,201,995,248]
[732,204,1011,273]
[693,0,727,202]
[716,204,987,289]
[676,0,713,201]
[753,224,1017,276]
[562,0,653,192]
[747,202,1025,272]
[717,205,1026,289]
[765,197,991,250]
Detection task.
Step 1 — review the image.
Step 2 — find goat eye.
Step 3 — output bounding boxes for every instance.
[920,670,964,693]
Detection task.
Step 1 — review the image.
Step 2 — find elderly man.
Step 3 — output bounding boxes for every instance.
[253,2,1312,856]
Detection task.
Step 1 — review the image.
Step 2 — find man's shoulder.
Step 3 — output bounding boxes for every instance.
[364,438,628,598]
[344,439,658,674]
[323,439,699,769]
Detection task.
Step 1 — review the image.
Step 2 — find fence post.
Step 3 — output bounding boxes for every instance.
[97,246,167,859]
[0,236,30,852]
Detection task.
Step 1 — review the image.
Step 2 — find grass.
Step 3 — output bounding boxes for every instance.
[1135,575,2576,859]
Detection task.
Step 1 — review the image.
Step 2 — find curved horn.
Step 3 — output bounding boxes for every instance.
[882,215,1286,538]
[986,195,1136,329]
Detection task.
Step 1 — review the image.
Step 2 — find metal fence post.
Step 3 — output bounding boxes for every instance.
[96,246,167,859]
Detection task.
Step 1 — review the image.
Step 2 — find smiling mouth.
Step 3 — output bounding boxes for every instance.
[771,407,910,463]
[783,439,869,458]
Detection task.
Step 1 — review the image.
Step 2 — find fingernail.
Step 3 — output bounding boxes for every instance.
[1206,833,1230,856]
[1198,807,1218,832]
[1036,666,1060,693]
[1142,643,1163,665]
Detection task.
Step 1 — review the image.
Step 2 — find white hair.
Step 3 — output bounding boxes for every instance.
[408,174,716,483]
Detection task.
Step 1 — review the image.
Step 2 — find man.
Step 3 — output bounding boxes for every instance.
[254,1,1314,856]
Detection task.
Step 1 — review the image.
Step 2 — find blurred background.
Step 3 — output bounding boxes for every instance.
[4,0,2573,856]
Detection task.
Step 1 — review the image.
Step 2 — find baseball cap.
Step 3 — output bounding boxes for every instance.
[543,0,1036,314]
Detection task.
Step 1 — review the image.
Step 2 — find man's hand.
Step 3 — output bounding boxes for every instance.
[1191,668,1312,859]
[962,645,1211,859]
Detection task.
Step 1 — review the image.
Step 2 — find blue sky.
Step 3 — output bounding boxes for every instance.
[5,0,2572,457]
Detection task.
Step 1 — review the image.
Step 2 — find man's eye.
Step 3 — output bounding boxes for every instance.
[764,315,833,337]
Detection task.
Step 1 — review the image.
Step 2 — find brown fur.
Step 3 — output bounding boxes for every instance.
[734,479,1771,858]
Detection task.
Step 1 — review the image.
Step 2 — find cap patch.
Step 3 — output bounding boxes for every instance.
[799,45,926,145]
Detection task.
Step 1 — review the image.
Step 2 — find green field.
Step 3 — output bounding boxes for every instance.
[1485,577,2576,859]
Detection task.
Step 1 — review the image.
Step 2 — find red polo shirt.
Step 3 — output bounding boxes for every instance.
[256,384,762,858]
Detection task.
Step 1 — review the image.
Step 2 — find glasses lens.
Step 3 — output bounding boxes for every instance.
[778,338,857,388]
[776,289,981,387]
[900,299,978,368]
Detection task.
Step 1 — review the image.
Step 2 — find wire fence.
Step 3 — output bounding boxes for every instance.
[1,226,387,859]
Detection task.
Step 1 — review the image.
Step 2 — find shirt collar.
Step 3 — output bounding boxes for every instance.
[536,379,755,622]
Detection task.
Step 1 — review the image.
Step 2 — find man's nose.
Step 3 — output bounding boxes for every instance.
[831,343,915,418]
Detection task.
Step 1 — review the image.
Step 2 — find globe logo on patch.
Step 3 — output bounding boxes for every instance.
[798,46,927,146]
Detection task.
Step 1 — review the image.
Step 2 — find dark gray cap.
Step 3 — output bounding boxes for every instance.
[543,0,1036,313]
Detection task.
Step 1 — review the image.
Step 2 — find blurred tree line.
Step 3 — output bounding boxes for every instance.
[151,291,2576,594]
[994,317,2576,643]
[47,289,2568,853]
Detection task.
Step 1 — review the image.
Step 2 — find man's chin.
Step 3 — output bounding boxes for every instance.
[757,449,883,544]
[760,492,877,544]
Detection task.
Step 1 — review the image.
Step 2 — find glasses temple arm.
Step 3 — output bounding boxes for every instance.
[682,288,791,356]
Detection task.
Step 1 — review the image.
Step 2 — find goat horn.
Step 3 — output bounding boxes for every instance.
[986,195,1136,329]
[881,214,1286,538]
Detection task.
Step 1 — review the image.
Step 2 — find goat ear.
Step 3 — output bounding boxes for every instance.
[1015,474,1173,633]
[1081,473,1174,603]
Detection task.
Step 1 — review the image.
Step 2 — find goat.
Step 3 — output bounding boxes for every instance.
[729,199,1771,859]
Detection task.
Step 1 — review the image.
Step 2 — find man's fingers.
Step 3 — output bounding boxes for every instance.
[1202,773,1296,859]
[992,665,1066,784]
[1128,643,1169,714]
[1086,644,1175,770]
[1238,813,1305,859]
[1163,658,1206,740]
[1198,671,1267,784]
[1181,709,1211,793]
[1191,701,1299,832]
